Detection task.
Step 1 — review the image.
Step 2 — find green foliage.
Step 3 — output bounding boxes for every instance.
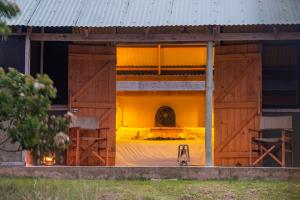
[0,68,70,159]
[0,0,19,36]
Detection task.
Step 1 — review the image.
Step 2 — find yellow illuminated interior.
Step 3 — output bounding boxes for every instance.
[117,94,207,127]
[116,94,214,143]
[115,45,215,166]
[117,46,208,66]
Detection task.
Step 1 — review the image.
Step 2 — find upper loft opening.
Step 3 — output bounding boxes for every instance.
[116,44,210,76]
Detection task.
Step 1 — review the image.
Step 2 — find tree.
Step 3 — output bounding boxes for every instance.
[0,0,19,35]
[0,68,70,161]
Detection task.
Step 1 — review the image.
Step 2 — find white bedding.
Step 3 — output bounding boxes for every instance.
[116,140,205,166]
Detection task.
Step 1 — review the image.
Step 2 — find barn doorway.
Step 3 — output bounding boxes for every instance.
[66,44,261,167]
[115,44,212,166]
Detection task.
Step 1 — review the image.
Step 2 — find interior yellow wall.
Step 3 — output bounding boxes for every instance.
[117,93,208,128]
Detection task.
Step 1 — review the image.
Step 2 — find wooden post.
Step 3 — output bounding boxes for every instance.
[106,130,109,166]
[22,29,31,165]
[281,129,286,167]
[249,133,252,166]
[40,27,44,74]
[75,128,80,166]
[158,44,161,75]
[205,41,213,166]
[25,32,31,75]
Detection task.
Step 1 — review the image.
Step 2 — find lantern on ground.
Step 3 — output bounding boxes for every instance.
[177,144,190,166]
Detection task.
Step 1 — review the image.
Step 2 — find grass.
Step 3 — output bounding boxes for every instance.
[0,177,299,200]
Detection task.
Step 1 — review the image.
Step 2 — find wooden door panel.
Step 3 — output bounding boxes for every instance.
[214,44,261,166]
[67,45,116,166]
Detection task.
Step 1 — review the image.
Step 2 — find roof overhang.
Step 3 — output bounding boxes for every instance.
[6,0,300,42]
[7,0,300,27]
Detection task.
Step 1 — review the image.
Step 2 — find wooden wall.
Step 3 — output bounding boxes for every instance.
[214,44,262,166]
[67,45,116,166]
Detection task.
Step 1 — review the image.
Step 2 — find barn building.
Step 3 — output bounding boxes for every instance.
[1,0,300,168]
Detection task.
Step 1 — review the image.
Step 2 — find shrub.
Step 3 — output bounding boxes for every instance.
[0,68,70,161]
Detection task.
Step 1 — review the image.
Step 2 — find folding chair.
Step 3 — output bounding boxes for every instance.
[69,117,109,166]
[249,116,293,167]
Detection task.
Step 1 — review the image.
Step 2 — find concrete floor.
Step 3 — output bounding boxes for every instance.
[0,166,299,180]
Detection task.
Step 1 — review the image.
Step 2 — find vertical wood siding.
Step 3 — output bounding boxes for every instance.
[67,45,116,166]
[214,44,262,166]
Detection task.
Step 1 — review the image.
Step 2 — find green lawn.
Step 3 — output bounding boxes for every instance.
[0,177,299,200]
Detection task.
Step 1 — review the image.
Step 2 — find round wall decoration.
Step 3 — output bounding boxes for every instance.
[155,106,176,127]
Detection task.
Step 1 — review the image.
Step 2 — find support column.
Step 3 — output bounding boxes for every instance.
[24,33,31,75]
[205,41,214,166]
[157,44,161,75]
[40,28,44,74]
[23,30,31,165]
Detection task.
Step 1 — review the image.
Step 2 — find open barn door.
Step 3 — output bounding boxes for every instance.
[214,44,262,166]
[67,45,116,166]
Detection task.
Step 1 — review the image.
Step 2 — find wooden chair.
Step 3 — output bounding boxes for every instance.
[69,117,109,166]
[249,116,293,167]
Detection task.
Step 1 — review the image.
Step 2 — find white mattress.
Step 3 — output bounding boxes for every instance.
[116,140,205,166]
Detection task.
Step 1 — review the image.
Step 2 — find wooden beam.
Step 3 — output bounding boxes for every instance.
[215,102,257,109]
[205,41,213,166]
[71,102,116,109]
[29,32,300,42]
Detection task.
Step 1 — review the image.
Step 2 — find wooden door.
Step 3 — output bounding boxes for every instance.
[67,45,116,166]
[214,44,262,166]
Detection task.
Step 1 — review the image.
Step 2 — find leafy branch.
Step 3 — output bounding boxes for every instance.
[0,0,19,36]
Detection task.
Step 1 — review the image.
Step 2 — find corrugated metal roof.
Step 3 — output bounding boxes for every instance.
[28,0,85,27]
[7,0,39,26]
[6,0,300,27]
